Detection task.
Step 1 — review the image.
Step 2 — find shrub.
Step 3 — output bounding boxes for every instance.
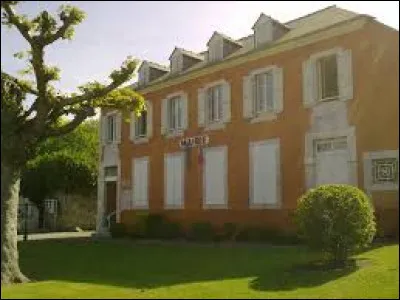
[144,214,166,238]
[295,184,376,265]
[110,223,127,238]
[189,222,215,242]
[160,222,183,239]
[222,222,238,241]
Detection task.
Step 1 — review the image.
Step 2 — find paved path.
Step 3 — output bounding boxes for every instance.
[18,231,94,241]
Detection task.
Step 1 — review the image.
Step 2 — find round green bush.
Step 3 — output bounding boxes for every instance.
[295,184,376,264]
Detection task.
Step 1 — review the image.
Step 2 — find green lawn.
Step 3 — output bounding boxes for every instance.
[1,239,398,299]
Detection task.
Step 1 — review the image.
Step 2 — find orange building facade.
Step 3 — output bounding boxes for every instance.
[96,6,399,236]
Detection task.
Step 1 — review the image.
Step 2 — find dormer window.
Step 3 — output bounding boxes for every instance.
[207,32,242,63]
[252,14,289,48]
[169,47,203,74]
[138,61,169,86]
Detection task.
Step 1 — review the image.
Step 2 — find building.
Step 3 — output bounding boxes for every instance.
[95,6,399,236]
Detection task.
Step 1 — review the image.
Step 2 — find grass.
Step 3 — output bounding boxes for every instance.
[1,238,398,299]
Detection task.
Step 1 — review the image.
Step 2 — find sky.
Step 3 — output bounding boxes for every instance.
[1,1,399,94]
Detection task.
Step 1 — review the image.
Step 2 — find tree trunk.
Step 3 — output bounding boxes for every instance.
[1,162,29,284]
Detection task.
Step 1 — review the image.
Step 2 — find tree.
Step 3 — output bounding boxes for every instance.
[1,1,144,284]
[295,184,376,267]
[20,120,99,228]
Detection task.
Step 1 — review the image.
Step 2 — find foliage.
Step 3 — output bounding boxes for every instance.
[295,184,376,264]
[1,1,144,169]
[188,222,215,242]
[20,120,99,206]
[110,223,127,238]
[222,222,238,241]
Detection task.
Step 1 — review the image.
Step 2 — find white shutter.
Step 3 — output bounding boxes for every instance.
[198,88,206,127]
[100,115,106,145]
[115,112,122,143]
[273,67,284,114]
[250,139,280,206]
[164,154,184,208]
[132,158,149,208]
[302,59,317,108]
[243,75,253,119]
[204,147,227,206]
[337,49,353,102]
[222,81,231,122]
[130,112,136,141]
[161,98,168,135]
[181,93,188,130]
[146,101,153,138]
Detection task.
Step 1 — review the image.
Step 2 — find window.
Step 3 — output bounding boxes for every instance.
[206,85,223,123]
[104,166,117,178]
[164,153,185,209]
[135,111,147,138]
[168,96,183,131]
[106,115,116,142]
[317,55,339,101]
[254,71,274,114]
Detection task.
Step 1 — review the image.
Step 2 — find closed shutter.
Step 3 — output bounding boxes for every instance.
[198,88,206,127]
[115,112,122,143]
[222,81,231,123]
[181,93,188,130]
[273,67,284,113]
[204,146,227,206]
[337,49,353,102]
[164,153,184,208]
[250,139,280,206]
[132,158,149,208]
[146,101,153,138]
[243,75,253,119]
[302,59,317,107]
[161,98,168,135]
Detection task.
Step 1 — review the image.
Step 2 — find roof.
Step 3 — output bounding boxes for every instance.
[207,31,243,47]
[169,47,204,61]
[135,5,363,91]
[139,60,169,72]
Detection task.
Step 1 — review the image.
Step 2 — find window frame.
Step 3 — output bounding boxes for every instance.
[316,54,339,102]
[206,84,223,124]
[168,95,183,132]
[135,110,147,138]
[106,114,117,143]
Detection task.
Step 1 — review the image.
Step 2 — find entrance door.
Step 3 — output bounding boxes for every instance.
[105,181,117,215]
[315,137,350,186]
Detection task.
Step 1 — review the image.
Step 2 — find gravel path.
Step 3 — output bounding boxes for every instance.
[18,231,94,241]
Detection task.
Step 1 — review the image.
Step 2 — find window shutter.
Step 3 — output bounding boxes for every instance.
[222,81,231,123]
[181,93,188,130]
[100,115,106,145]
[273,67,284,113]
[130,112,136,141]
[243,75,253,119]
[337,49,353,102]
[302,59,317,108]
[161,98,168,135]
[115,112,122,143]
[147,101,153,138]
[198,88,206,127]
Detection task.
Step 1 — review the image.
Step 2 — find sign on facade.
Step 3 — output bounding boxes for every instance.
[179,135,209,149]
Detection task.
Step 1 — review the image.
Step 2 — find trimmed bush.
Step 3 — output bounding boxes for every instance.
[222,222,238,241]
[144,214,166,238]
[160,222,183,239]
[295,184,376,265]
[110,223,127,238]
[189,222,215,242]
